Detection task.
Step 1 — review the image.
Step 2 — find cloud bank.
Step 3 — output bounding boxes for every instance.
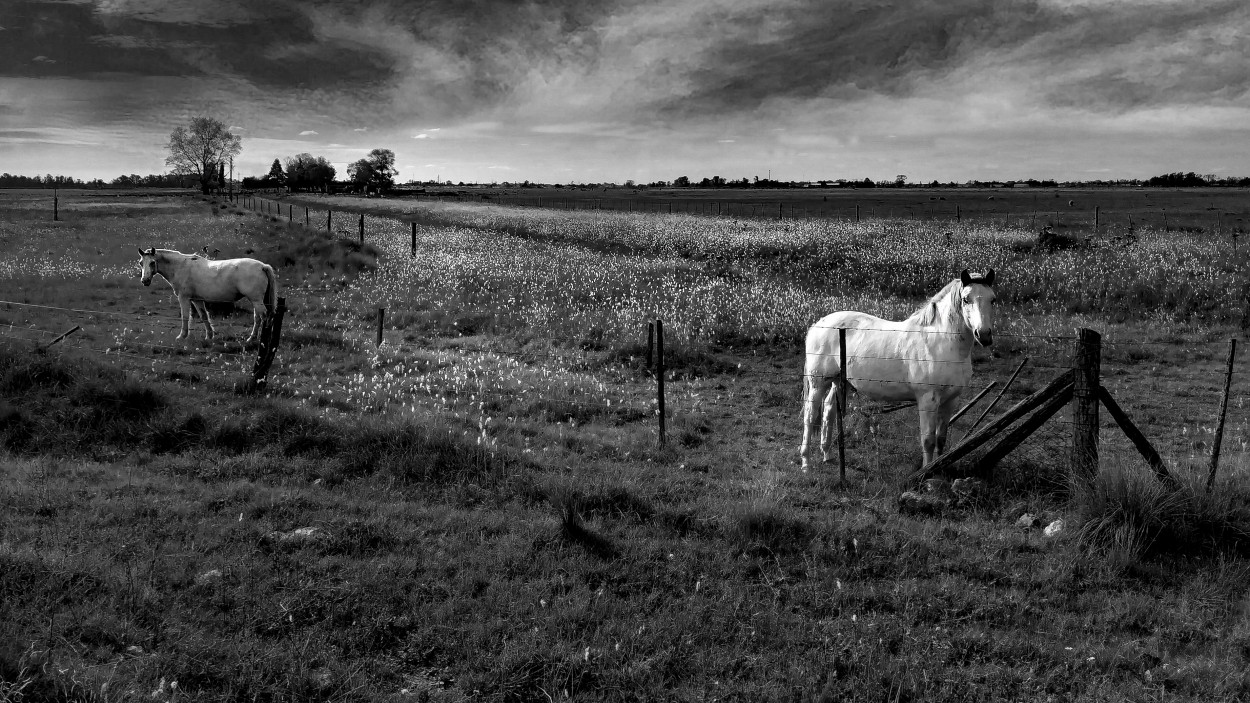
[2,0,1247,181]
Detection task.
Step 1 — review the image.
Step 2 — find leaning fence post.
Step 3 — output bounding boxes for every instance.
[656,318,666,447]
[967,358,1029,436]
[376,307,385,347]
[305,207,309,228]
[1207,338,1237,492]
[1072,328,1101,481]
[250,296,288,391]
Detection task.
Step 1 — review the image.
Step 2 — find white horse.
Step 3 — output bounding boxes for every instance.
[138,248,278,343]
[800,269,997,471]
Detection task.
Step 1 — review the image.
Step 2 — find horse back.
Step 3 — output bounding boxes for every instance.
[176,257,270,303]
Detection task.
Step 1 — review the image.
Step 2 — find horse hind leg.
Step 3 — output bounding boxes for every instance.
[820,376,843,464]
[800,375,832,471]
[193,301,215,340]
[245,303,262,344]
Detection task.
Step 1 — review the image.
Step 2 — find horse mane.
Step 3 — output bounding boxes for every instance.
[156,249,199,261]
[906,279,963,327]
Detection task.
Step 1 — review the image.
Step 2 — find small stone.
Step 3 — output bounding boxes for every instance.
[124,645,144,656]
[1044,519,1065,537]
[899,490,949,515]
[1016,513,1040,529]
[195,569,223,585]
[952,477,985,497]
[266,526,328,545]
[923,478,955,499]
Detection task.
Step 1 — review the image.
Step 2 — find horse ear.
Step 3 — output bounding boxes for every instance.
[138,248,146,257]
[960,269,972,287]
[983,268,995,286]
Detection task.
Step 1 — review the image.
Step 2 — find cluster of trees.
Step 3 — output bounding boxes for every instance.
[244,148,398,194]
[244,154,336,192]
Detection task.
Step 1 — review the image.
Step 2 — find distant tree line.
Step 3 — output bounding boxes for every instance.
[1144,171,1250,187]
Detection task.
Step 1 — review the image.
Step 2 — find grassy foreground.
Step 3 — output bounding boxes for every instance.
[5,344,1250,701]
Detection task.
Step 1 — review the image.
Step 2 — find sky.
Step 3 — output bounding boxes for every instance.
[1,0,1248,184]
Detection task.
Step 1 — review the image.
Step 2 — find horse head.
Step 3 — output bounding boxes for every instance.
[138,247,158,286]
[958,268,996,347]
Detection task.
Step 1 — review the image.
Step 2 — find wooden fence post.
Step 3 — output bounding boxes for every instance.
[1072,328,1101,482]
[1094,205,1099,234]
[411,222,417,258]
[53,190,59,221]
[327,209,332,232]
[305,207,309,227]
[359,213,364,244]
[656,318,666,447]
[376,307,385,347]
[855,203,860,222]
[1207,338,1237,492]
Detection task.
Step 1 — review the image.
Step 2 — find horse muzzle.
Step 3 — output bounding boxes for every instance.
[974,329,994,347]
[142,278,152,287]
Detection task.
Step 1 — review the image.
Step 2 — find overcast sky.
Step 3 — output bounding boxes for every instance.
[2,0,1248,184]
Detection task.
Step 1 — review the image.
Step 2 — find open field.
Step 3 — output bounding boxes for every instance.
[4,188,1250,700]
[406,185,1250,234]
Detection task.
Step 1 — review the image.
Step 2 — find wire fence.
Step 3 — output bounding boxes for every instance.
[221,193,1250,478]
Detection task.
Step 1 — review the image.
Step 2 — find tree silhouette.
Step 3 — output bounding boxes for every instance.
[348,148,398,193]
[165,117,242,195]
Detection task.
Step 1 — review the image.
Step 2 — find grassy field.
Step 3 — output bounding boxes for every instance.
[416,185,1250,235]
[4,188,1250,701]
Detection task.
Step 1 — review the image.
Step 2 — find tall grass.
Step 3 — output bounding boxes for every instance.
[1072,454,1250,563]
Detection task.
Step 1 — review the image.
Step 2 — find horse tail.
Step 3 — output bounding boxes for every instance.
[262,264,278,316]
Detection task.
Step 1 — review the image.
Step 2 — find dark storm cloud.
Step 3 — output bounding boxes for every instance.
[8,0,1247,123]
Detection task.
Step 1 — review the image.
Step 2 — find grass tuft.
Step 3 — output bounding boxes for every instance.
[1072,456,1250,562]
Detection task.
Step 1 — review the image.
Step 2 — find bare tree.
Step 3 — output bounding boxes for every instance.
[165,117,242,195]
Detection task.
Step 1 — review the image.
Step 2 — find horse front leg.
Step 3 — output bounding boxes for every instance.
[934,397,959,459]
[917,394,941,467]
[800,375,831,471]
[175,297,192,341]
